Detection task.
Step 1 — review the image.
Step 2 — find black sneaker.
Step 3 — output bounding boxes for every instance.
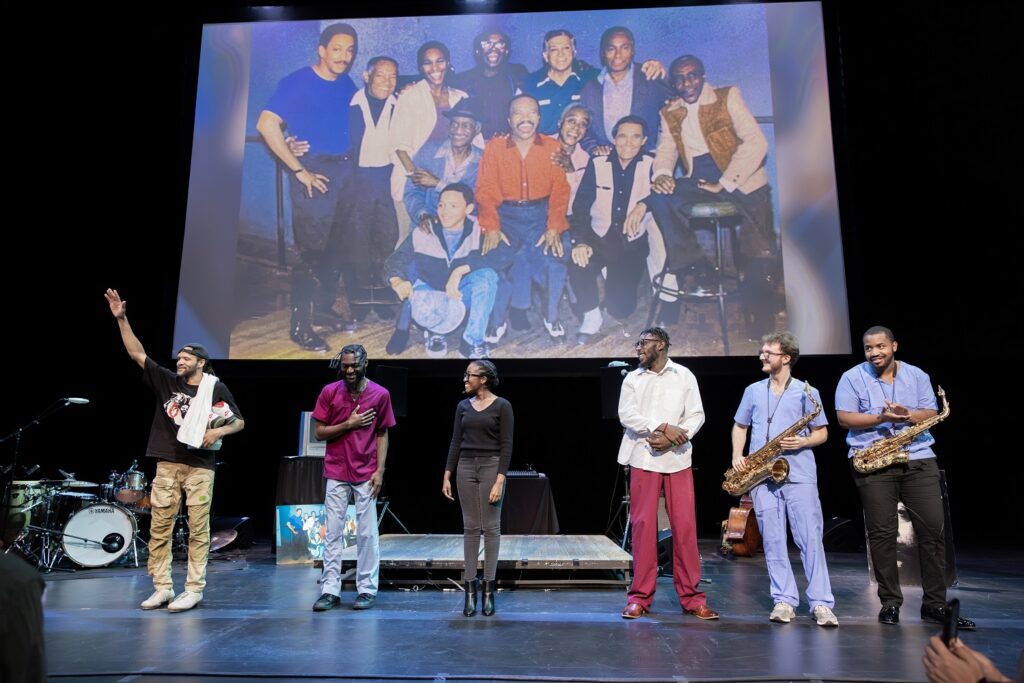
[313,593,341,611]
[352,593,376,610]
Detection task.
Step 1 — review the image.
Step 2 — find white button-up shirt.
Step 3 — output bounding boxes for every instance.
[617,359,705,473]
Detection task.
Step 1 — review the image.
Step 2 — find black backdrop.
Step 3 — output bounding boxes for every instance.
[8,1,1013,546]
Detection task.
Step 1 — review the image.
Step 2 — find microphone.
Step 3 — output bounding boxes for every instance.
[24,464,40,476]
[63,398,90,405]
[58,468,75,480]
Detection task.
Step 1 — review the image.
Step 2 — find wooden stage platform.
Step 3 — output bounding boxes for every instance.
[340,533,632,586]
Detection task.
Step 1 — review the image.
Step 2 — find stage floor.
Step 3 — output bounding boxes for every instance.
[41,540,1022,683]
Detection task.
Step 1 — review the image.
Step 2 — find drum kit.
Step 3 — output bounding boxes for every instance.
[4,462,153,571]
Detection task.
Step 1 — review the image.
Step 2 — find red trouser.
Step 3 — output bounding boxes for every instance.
[628,466,706,611]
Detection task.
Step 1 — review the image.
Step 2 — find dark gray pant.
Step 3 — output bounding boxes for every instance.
[456,454,503,581]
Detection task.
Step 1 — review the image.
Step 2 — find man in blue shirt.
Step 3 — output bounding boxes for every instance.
[519,30,599,136]
[731,331,837,626]
[257,23,359,352]
[835,326,974,630]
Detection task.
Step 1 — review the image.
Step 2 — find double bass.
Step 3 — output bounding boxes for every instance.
[719,494,762,557]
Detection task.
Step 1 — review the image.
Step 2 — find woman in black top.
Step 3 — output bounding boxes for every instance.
[442,360,513,616]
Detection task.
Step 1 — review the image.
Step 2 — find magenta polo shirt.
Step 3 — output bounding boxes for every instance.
[313,379,396,483]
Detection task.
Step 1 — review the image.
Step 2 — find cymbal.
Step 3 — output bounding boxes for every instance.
[12,480,44,486]
[63,480,99,488]
[210,529,238,552]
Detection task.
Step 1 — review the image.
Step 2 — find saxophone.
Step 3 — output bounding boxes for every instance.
[722,382,821,496]
[851,386,949,473]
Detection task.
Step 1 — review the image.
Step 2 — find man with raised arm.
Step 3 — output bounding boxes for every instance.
[105,288,244,613]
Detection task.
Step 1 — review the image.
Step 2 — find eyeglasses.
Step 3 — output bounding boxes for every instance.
[634,338,660,349]
[463,373,486,379]
[758,350,786,358]
[480,40,507,49]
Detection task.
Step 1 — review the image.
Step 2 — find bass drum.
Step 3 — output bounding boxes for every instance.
[61,503,138,567]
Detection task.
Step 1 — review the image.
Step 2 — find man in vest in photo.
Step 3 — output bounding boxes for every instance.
[628,55,778,330]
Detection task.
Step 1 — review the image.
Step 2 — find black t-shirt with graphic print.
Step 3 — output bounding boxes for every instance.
[142,358,243,470]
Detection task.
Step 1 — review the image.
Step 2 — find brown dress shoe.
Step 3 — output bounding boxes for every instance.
[687,604,720,620]
[621,602,649,619]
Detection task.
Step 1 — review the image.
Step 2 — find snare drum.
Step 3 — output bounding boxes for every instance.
[115,471,147,504]
[61,502,137,567]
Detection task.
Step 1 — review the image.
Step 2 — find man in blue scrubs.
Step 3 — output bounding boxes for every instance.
[731,331,837,626]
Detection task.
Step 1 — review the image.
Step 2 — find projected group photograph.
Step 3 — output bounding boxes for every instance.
[177,4,846,360]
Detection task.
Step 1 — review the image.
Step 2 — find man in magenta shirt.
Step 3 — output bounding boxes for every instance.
[311,344,396,611]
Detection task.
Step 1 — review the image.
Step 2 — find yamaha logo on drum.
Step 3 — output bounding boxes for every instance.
[91,508,116,514]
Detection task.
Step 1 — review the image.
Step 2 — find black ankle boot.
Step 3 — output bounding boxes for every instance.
[463,579,478,617]
[290,307,329,351]
[482,580,496,616]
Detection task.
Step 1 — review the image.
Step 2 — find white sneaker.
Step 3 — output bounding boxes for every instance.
[813,605,839,627]
[167,591,203,613]
[140,588,175,610]
[425,334,448,358]
[485,322,507,344]
[543,319,565,338]
[769,601,796,623]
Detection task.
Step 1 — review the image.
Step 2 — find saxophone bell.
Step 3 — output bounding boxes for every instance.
[770,457,789,484]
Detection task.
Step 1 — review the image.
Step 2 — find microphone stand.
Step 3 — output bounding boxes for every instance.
[1,399,81,547]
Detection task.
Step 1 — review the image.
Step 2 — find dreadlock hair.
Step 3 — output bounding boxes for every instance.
[329,344,368,377]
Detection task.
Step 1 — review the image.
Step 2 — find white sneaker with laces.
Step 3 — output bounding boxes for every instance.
[769,601,796,623]
[813,604,839,627]
[140,588,175,610]
[167,591,203,613]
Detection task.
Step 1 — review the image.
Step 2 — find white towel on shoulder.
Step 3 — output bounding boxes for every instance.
[177,373,218,449]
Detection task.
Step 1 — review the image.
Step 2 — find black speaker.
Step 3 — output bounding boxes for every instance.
[371,365,408,417]
[599,364,631,419]
[210,516,253,552]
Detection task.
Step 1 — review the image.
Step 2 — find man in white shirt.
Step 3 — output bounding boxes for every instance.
[617,326,718,620]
